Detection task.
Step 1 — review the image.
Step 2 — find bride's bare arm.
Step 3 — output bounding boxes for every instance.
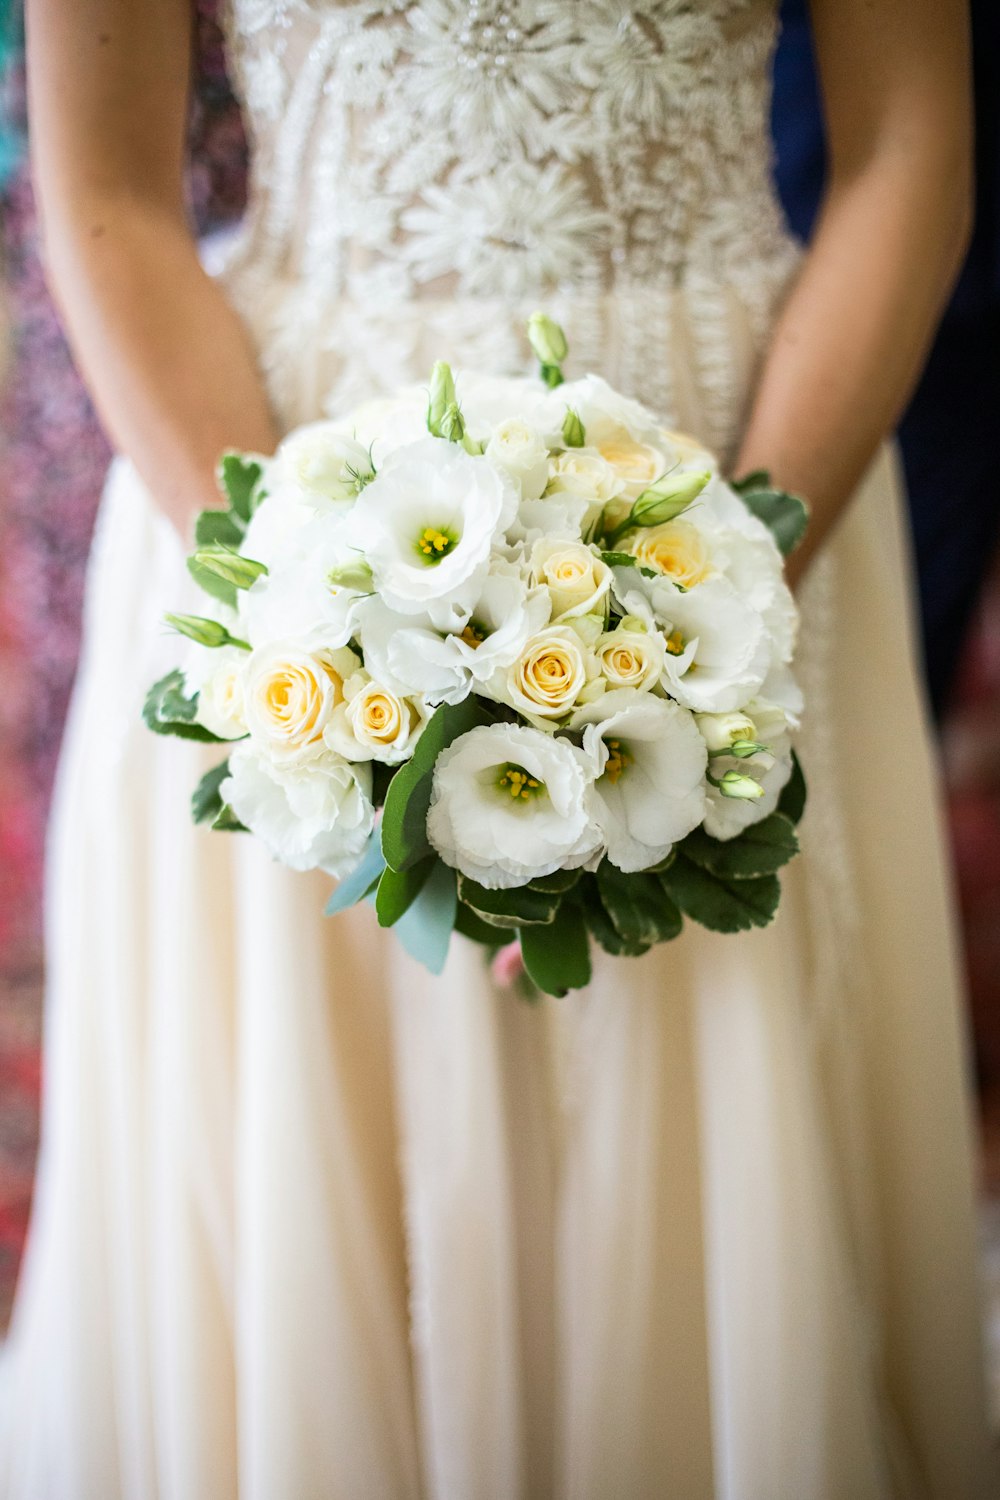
[27,0,278,536]
[737,0,972,584]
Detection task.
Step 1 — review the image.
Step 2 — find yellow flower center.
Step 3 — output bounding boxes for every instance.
[664,629,686,657]
[417,526,457,562]
[460,621,487,649]
[603,738,631,784]
[497,764,545,802]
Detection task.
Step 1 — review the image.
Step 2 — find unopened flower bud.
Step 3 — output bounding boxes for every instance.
[630,468,712,528]
[695,711,758,753]
[427,362,462,439]
[527,312,568,367]
[165,612,249,651]
[562,407,586,448]
[326,558,374,592]
[193,549,268,590]
[716,769,765,801]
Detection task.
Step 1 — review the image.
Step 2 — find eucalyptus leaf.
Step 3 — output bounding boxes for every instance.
[519,902,591,997]
[681,814,799,880]
[325,833,387,916]
[661,854,780,933]
[143,670,224,743]
[191,759,230,825]
[375,856,436,928]
[380,698,485,871]
[731,469,771,495]
[393,860,458,975]
[738,486,809,556]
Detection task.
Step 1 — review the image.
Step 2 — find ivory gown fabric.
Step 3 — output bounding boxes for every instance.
[0,2,996,1496]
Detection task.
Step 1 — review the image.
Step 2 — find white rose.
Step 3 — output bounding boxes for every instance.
[244,642,360,765]
[485,419,550,500]
[594,623,665,693]
[576,691,708,872]
[222,743,374,876]
[529,538,612,620]
[271,422,374,507]
[503,624,597,721]
[426,723,602,889]
[195,647,248,740]
[325,671,427,764]
[702,700,795,840]
[349,439,517,627]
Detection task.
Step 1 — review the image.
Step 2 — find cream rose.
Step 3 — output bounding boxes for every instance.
[505,625,594,720]
[632,520,714,589]
[245,643,359,764]
[196,648,248,740]
[326,671,426,764]
[545,449,623,506]
[529,538,612,620]
[595,436,668,500]
[594,625,665,693]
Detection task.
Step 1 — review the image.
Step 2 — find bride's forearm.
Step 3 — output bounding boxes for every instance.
[40,198,278,538]
[737,0,972,586]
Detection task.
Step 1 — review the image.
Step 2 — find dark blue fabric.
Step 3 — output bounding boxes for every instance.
[772,0,1000,717]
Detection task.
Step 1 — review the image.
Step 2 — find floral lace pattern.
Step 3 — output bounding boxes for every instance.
[221,0,800,433]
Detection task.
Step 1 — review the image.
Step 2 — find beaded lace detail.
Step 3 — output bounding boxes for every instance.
[221,0,800,438]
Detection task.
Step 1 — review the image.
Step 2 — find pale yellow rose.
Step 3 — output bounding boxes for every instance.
[330,673,425,763]
[596,437,668,500]
[195,648,248,740]
[659,428,716,468]
[506,626,593,720]
[545,450,623,505]
[595,627,665,692]
[530,538,612,620]
[633,520,713,588]
[245,643,358,764]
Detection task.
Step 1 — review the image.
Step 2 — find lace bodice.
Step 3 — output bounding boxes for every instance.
[220,0,799,444]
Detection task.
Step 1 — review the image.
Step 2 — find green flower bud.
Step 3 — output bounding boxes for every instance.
[527,312,568,366]
[326,558,375,592]
[715,769,765,801]
[165,613,250,651]
[193,549,268,591]
[561,407,586,448]
[427,361,460,438]
[630,468,712,527]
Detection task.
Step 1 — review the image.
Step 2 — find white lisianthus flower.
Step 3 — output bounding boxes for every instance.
[702,700,794,840]
[349,439,518,627]
[529,538,612,620]
[501,623,599,722]
[194,647,248,740]
[615,572,771,714]
[546,374,663,450]
[239,491,315,573]
[240,515,372,651]
[594,621,665,692]
[575,691,708,872]
[712,529,798,664]
[244,642,360,765]
[426,723,602,888]
[270,421,375,509]
[222,743,374,876]
[485,419,550,500]
[325,670,427,764]
[356,568,551,706]
[509,494,598,547]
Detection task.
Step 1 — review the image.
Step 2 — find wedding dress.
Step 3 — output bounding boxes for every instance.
[0,2,995,1496]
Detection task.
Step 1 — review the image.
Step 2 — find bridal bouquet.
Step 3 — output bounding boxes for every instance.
[145,316,807,996]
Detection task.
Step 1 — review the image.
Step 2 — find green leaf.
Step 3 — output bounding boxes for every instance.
[681,814,799,880]
[457,876,560,928]
[596,861,683,945]
[187,554,238,611]
[519,901,592,997]
[195,508,245,549]
[455,902,505,947]
[580,876,653,958]
[375,856,437,928]
[600,551,658,578]
[211,803,247,832]
[393,860,458,975]
[380,698,485,871]
[661,854,780,933]
[325,834,387,916]
[778,751,807,825]
[192,759,230,825]
[738,486,809,556]
[731,469,771,495]
[143,670,225,743]
[528,867,582,895]
[218,452,264,522]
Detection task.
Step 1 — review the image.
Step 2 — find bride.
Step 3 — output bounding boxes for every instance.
[3,1,994,1495]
